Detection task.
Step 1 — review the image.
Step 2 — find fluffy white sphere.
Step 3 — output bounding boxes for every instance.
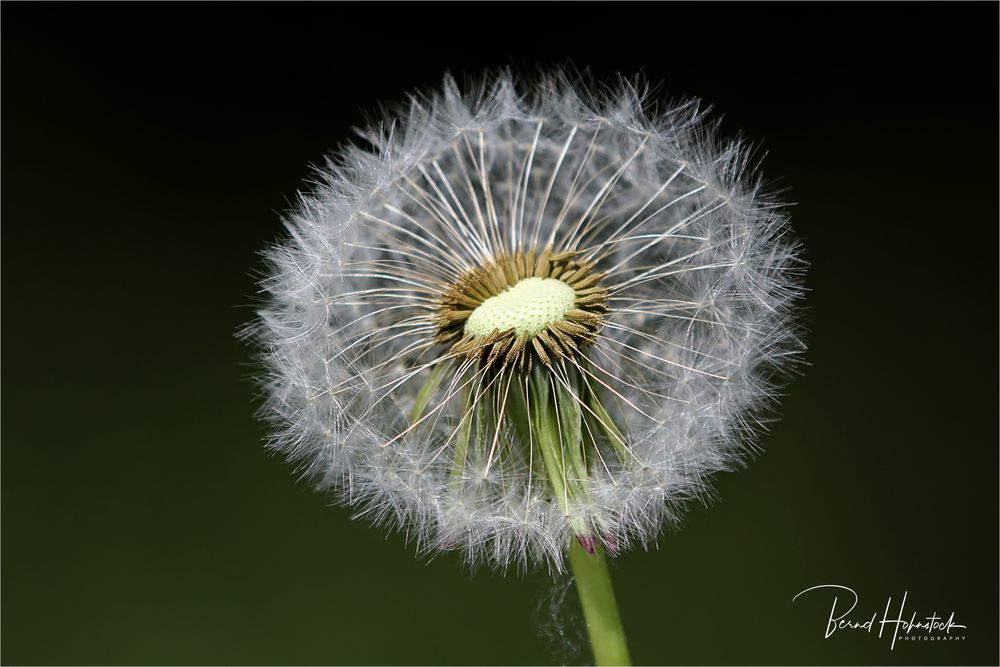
[249,71,805,572]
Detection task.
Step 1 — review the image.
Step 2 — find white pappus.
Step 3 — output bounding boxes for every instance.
[247,71,805,573]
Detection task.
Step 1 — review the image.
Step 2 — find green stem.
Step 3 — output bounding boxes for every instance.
[524,365,631,665]
[568,539,631,666]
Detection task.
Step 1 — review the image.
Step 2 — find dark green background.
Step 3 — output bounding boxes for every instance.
[3,2,997,665]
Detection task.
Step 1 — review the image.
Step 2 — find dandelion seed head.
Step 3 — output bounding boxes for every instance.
[247,70,805,573]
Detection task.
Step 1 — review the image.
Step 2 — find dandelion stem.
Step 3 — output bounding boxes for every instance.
[527,365,630,664]
[528,368,571,514]
[569,539,631,666]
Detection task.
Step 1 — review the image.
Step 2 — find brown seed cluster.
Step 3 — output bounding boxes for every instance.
[435,246,609,372]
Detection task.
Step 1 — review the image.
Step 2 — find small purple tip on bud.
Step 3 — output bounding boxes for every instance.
[576,534,597,554]
[602,533,619,555]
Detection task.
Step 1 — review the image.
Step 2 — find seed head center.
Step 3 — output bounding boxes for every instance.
[465,277,576,339]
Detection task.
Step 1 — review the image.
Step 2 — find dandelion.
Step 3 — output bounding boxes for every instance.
[248,70,804,665]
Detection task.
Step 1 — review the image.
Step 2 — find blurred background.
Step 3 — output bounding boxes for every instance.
[2,2,997,665]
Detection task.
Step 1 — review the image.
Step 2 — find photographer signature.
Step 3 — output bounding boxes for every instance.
[792,584,967,650]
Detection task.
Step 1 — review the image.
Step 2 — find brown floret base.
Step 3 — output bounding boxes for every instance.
[435,245,609,373]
